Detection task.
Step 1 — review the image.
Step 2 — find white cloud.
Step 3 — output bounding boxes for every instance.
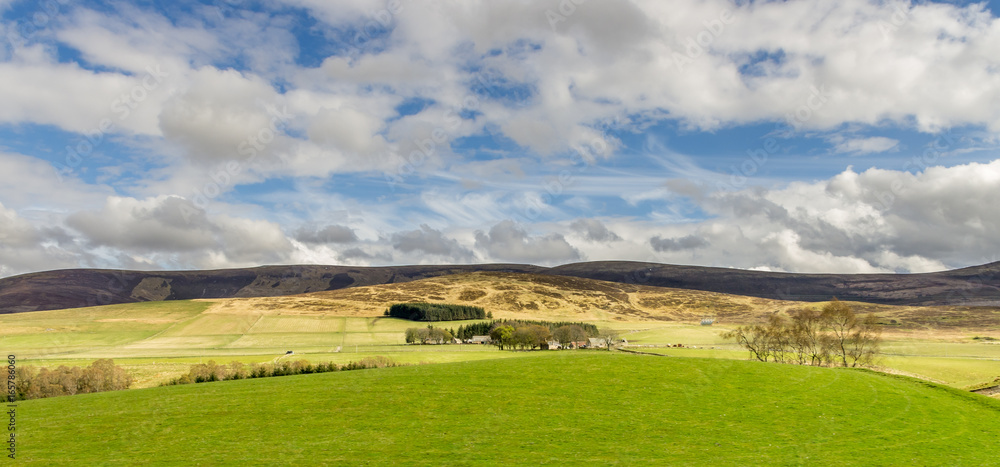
[832,136,900,155]
[656,159,1000,272]
[650,234,708,252]
[270,0,1000,160]
[474,220,581,263]
[65,195,293,267]
[2,157,999,276]
[2,0,1000,278]
[391,224,476,261]
[0,59,141,134]
[0,201,84,276]
[159,67,287,165]
[295,225,359,244]
[570,218,622,242]
[0,152,111,210]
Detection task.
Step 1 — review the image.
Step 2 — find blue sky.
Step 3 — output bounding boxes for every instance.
[1,0,1000,277]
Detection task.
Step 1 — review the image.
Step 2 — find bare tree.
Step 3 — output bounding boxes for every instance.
[846,313,882,367]
[723,325,770,362]
[789,308,826,366]
[821,299,857,367]
[597,328,620,351]
[726,300,882,368]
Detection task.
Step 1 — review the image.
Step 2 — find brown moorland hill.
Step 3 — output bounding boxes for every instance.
[206,272,1000,329]
[1,260,998,314]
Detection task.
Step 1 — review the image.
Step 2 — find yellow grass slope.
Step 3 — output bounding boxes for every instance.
[203,271,808,322]
[203,271,1000,329]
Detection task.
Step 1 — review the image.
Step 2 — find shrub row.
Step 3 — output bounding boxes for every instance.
[12,359,133,401]
[162,356,400,386]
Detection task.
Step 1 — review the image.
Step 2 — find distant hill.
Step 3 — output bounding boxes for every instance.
[1,260,998,314]
[212,272,1000,330]
[0,264,544,314]
[222,271,797,323]
[548,261,1000,307]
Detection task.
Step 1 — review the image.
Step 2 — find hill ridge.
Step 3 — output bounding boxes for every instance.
[1,260,998,314]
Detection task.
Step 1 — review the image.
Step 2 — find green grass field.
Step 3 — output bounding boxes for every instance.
[15,353,1000,465]
[3,300,999,390]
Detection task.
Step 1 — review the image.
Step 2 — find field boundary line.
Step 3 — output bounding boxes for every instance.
[131,307,208,343]
[618,349,670,357]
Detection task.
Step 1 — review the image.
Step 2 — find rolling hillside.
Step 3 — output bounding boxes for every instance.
[2,260,999,314]
[0,264,544,314]
[216,272,1000,329]
[5,271,999,390]
[16,353,1000,465]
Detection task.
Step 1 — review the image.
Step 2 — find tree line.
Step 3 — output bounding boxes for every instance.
[12,359,133,401]
[455,319,599,340]
[723,299,882,367]
[488,321,608,351]
[386,303,488,321]
[163,356,400,386]
[405,326,456,344]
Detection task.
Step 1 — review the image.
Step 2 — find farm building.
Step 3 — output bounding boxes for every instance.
[587,337,608,349]
[468,335,492,344]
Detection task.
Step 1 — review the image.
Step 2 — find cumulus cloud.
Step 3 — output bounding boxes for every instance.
[650,234,709,252]
[65,195,293,266]
[2,1,1000,278]
[659,159,1000,272]
[295,225,358,244]
[0,201,41,248]
[0,202,83,277]
[474,220,581,264]
[570,218,622,242]
[66,196,216,252]
[832,136,900,155]
[7,0,1000,166]
[0,60,140,134]
[159,67,288,165]
[391,224,475,261]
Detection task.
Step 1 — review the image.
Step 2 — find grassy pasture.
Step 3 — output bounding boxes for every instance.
[15,353,1000,465]
[2,298,999,389]
[0,302,538,387]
